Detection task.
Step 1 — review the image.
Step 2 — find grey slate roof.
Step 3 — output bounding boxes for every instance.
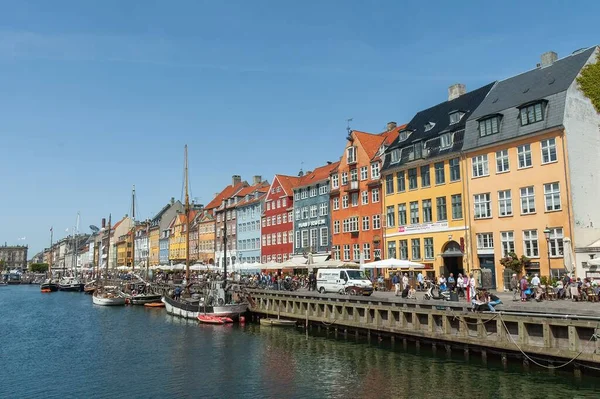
[382,82,495,171]
[463,47,596,151]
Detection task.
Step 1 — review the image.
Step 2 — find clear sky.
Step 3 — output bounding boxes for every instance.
[1,0,598,256]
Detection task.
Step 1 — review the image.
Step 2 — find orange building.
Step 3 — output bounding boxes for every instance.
[330,123,403,262]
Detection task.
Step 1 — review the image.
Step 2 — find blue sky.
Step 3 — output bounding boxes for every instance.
[1,0,598,255]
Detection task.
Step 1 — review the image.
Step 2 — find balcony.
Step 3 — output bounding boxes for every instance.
[345,180,359,192]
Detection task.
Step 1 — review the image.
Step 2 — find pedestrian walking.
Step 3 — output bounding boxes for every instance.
[510,273,519,301]
[392,272,400,296]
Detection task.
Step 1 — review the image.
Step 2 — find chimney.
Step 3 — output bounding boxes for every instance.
[101,218,106,228]
[540,51,558,68]
[327,161,332,165]
[253,175,262,185]
[448,84,466,101]
[386,121,397,131]
[232,175,241,186]
[298,170,304,177]
[170,197,175,205]
[214,192,219,198]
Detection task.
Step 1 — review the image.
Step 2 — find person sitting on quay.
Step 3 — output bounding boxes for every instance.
[486,291,502,312]
[407,285,417,300]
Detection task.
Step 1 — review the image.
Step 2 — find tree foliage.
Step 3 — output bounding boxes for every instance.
[499,252,530,275]
[577,52,600,113]
[30,263,49,273]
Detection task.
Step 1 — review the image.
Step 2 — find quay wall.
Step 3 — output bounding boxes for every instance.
[248,290,600,371]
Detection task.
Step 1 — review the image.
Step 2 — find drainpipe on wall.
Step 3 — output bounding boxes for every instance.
[560,128,576,277]
[461,150,474,278]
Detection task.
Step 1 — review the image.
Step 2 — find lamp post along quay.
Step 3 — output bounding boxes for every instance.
[543,226,551,277]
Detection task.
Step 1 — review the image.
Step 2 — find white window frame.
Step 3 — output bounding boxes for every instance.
[333,220,340,234]
[500,231,515,255]
[347,146,356,164]
[370,162,380,179]
[333,197,339,210]
[517,144,532,169]
[361,191,369,205]
[372,214,381,230]
[319,202,328,216]
[495,149,509,173]
[549,227,564,257]
[342,195,349,209]
[544,182,561,212]
[498,189,512,217]
[520,186,536,215]
[473,193,491,219]
[541,138,557,164]
[372,188,380,203]
[362,216,370,231]
[319,227,328,247]
[363,243,371,260]
[360,166,368,180]
[523,229,539,258]
[331,174,339,189]
[472,155,489,177]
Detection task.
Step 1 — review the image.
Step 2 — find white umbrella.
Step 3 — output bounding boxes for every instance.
[563,237,576,273]
[279,259,306,268]
[172,263,186,271]
[362,258,425,269]
[116,265,130,271]
[190,264,204,271]
[261,261,282,270]
[311,259,360,268]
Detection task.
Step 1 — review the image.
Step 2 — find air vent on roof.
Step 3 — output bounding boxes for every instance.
[522,88,530,94]
[492,98,499,104]
[572,48,587,55]
[548,77,556,85]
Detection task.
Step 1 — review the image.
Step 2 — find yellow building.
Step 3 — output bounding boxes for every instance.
[168,211,197,262]
[116,235,128,267]
[382,83,495,280]
[149,226,160,266]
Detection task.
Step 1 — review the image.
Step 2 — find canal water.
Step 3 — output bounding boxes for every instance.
[1,285,599,399]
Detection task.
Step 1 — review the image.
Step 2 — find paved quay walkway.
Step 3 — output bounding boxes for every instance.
[274,288,600,318]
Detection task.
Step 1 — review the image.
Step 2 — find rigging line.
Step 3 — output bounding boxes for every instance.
[498,313,597,369]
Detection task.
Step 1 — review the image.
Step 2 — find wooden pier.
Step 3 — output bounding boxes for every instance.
[248,290,600,373]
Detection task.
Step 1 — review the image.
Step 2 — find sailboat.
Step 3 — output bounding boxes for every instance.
[58,214,85,292]
[41,227,59,292]
[162,145,249,320]
[93,214,126,306]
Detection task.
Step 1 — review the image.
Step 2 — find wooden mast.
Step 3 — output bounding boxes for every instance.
[146,219,150,279]
[131,185,136,271]
[105,214,112,281]
[184,145,190,281]
[49,227,53,278]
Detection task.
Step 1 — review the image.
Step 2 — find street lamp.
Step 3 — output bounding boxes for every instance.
[543,226,551,275]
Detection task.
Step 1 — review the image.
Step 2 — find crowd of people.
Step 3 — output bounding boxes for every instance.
[510,273,599,302]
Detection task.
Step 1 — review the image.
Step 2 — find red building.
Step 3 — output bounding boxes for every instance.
[261,174,301,263]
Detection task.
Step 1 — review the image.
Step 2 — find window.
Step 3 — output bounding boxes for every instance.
[363,243,371,260]
[283,213,287,224]
[408,168,418,189]
[520,186,536,214]
[351,193,358,207]
[387,241,396,259]
[361,191,368,205]
[424,238,434,259]
[436,197,447,221]
[396,171,406,192]
[347,146,356,163]
[350,169,358,183]
[520,102,544,126]
[496,149,509,173]
[434,162,445,185]
[523,230,539,257]
[399,240,408,259]
[267,235,271,246]
[333,197,340,210]
[267,217,271,226]
[282,232,287,244]
[342,195,349,209]
[362,216,370,231]
[411,238,421,260]
[476,233,494,250]
[390,149,400,163]
[333,220,340,234]
[343,245,350,261]
[310,229,317,249]
[301,207,309,219]
[310,205,318,218]
[370,163,380,179]
[353,244,360,261]
[440,133,452,148]
[333,246,340,260]
[479,116,500,137]
[300,189,308,199]
[517,144,532,168]
[498,190,513,217]
[474,193,491,219]
[373,214,381,229]
[422,199,432,223]
[348,217,359,232]
[472,155,489,177]
[372,188,380,203]
[301,230,309,249]
[331,174,339,189]
[541,138,557,164]
[319,202,328,216]
[360,166,368,180]
[424,122,435,132]
[319,185,328,195]
[410,201,419,224]
[385,205,395,227]
[419,165,431,187]
[544,182,561,211]
[449,158,460,181]
[266,202,271,211]
[277,214,282,224]
[341,172,348,185]
[549,227,564,257]
[398,203,407,226]
[500,231,515,255]
[399,130,410,141]
[277,232,282,245]
[310,186,317,197]
[385,174,394,194]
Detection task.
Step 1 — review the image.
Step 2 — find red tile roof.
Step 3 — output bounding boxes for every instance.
[275,174,303,196]
[353,124,407,161]
[296,161,340,188]
[205,182,247,210]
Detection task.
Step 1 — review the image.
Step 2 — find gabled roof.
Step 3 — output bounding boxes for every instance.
[274,174,303,197]
[351,124,406,161]
[205,182,247,210]
[294,161,340,189]
[470,47,596,120]
[236,182,270,207]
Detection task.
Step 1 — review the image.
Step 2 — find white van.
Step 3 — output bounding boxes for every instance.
[316,268,373,296]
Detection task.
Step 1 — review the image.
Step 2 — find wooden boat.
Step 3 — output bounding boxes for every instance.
[259,318,297,327]
[92,290,126,306]
[41,279,59,292]
[144,302,165,308]
[58,277,84,292]
[41,288,52,293]
[197,314,233,324]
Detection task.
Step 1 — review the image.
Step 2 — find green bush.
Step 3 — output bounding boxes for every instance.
[577,53,600,113]
[30,263,49,273]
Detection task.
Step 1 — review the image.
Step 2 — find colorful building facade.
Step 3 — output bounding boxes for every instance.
[236,181,269,264]
[261,175,298,263]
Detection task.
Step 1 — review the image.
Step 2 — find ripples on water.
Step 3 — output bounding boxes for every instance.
[1,285,599,399]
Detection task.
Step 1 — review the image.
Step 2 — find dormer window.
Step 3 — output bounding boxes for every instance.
[478,115,501,137]
[398,130,411,142]
[449,111,464,125]
[346,146,357,164]
[424,122,436,132]
[390,149,400,163]
[440,133,453,149]
[519,101,546,126]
